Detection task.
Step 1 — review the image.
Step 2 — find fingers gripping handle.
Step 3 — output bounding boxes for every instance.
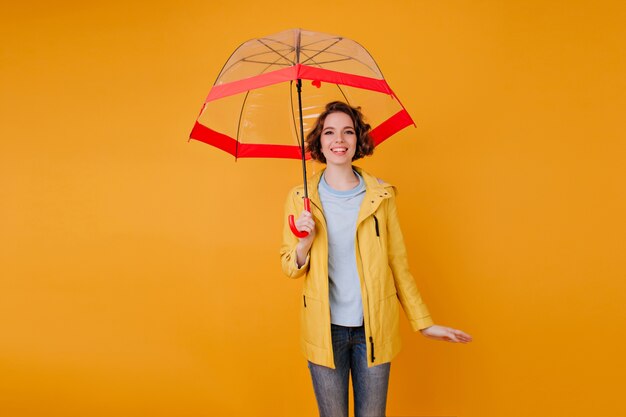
[288,197,311,238]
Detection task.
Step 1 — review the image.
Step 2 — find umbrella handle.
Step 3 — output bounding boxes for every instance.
[288,198,311,238]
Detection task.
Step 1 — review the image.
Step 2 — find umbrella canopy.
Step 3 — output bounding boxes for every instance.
[189,28,415,159]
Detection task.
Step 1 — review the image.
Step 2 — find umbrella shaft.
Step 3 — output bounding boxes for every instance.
[296,79,308,199]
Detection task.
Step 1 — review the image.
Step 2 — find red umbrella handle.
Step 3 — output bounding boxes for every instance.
[288,198,311,238]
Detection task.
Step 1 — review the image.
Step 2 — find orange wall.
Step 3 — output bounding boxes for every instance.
[2,1,625,416]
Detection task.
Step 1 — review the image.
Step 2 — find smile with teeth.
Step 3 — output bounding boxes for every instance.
[330,146,349,155]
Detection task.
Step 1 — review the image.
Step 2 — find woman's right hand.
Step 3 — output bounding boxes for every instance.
[295,210,316,267]
[295,210,316,241]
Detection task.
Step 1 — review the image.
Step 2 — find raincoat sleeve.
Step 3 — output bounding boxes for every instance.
[385,188,434,331]
[280,189,310,278]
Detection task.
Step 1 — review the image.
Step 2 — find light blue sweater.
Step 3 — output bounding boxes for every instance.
[319,171,366,326]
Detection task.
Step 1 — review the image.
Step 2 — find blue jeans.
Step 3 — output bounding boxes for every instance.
[308,324,391,417]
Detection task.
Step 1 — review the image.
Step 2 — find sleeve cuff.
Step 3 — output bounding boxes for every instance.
[295,254,310,270]
[411,316,435,332]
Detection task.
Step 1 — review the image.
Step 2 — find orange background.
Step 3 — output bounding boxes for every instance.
[2,1,625,416]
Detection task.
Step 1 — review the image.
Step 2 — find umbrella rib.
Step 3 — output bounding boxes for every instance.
[257,53,298,75]
[257,39,296,65]
[299,48,377,77]
[300,38,343,65]
[220,51,294,82]
[240,58,292,66]
[336,83,351,105]
[301,48,380,75]
[299,36,343,49]
[301,57,354,65]
[309,81,353,111]
[235,90,252,158]
[220,46,294,77]
[235,48,293,63]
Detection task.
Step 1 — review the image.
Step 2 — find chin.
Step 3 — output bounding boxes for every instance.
[325,153,355,163]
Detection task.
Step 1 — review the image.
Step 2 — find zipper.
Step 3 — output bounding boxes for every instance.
[373,215,379,237]
[356,237,376,364]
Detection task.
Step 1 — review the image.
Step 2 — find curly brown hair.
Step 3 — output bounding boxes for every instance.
[305,101,375,163]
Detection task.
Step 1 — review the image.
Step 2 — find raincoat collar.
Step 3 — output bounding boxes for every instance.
[304,166,394,224]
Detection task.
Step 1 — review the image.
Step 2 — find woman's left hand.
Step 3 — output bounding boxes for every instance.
[419,325,473,343]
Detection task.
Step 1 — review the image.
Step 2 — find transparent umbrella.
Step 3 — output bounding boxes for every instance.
[189,28,415,236]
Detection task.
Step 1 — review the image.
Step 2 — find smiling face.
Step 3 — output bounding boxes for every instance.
[305,101,375,164]
[320,111,357,167]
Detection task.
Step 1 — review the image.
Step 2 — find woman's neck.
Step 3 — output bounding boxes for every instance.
[323,164,359,191]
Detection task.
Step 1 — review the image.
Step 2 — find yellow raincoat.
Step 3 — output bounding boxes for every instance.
[281,167,434,368]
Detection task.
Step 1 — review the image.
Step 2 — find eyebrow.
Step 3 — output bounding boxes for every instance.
[322,126,355,131]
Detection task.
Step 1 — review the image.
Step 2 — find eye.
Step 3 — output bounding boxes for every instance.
[345,130,355,135]
[323,130,334,135]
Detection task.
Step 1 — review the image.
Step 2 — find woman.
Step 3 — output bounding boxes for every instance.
[280,101,472,417]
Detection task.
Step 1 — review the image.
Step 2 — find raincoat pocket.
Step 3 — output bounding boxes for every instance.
[301,293,324,347]
[373,291,400,342]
